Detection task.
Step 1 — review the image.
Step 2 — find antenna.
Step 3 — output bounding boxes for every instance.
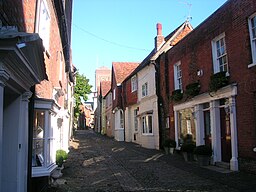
[179,0,192,21]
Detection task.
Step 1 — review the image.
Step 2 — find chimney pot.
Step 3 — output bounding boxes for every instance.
[156,23,162,35]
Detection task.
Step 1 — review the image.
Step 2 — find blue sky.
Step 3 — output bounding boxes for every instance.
[71,0,227,96]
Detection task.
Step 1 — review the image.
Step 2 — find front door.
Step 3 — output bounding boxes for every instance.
[220,108,231,162]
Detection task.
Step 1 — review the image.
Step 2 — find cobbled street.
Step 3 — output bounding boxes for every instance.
[52,130,256,192]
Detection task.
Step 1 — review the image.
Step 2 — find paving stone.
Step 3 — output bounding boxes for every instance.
[50,129,256,192]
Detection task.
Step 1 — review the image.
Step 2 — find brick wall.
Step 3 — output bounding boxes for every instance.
[163,0,256,160]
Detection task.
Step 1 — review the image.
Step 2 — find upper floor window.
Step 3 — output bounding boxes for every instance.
[248,13,256,67]
[142,115,153,135]
[212,33,228,74]
[36,0,50,51]
[131,75,137,92]
[174,61,182,90]
[142,82,148,97]
[113,88,116,100]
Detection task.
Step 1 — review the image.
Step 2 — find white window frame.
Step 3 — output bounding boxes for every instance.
[120,110,124,128]
[32,108,56,177]
[248,12,256,68]
[142,82,148,97]
[174,61,182,90]
[113,88,116,100]
[131,75,137,92]
[142,115,153,135]
[211,33,229,74]
[35,0,51,51]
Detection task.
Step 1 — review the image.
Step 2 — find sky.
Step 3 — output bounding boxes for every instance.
[71,0,227,100]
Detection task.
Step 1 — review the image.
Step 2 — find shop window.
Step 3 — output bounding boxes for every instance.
[177,108,196,145]
[142,115,153,135]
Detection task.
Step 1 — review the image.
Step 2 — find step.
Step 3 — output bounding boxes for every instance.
[215,162,230,169]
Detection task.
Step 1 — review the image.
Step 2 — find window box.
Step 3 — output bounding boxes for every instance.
[209,71,229,92]
[170,89,183,102]
[185,82,200,97]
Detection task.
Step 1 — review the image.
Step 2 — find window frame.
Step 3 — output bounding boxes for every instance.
[131,75,137,92]
[142,115,153,135]
[35,0,51,51]
[211,33,229,74]
[174,61,182,90]
[134,109,138,132]
[142,82,148,97]
[248,12,256,68]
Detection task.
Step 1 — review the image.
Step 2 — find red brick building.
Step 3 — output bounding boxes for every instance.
[0,0,74,191]
[158,0,256,172]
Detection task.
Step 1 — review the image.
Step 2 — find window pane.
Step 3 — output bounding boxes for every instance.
[148,116,153,133]
[32,110,45,167]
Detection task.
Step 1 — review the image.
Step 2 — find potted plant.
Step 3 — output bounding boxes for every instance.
[193,145,212,166]
[163,138,177,154]
[56,149,68,168]
[181,142,196,161]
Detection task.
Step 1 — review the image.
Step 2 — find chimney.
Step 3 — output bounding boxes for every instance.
[155,23,164,51]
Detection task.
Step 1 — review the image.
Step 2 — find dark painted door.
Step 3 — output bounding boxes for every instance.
[220,108,231,162]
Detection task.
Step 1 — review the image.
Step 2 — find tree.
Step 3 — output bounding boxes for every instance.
[74,72,92,119]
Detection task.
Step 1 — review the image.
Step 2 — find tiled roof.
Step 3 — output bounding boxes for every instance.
[101,81,111,97]
[112,62,139,84]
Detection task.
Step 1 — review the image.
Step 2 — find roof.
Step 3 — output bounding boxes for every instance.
[101,81,111,97]
[123,20,193,82]
[112,62,139,84]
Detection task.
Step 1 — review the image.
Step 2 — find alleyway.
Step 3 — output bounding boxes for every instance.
[52,130,256,192]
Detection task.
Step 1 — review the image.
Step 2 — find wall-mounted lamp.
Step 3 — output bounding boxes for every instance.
[197,69,203,77]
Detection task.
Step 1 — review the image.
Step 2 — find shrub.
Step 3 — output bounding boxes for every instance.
[56,149,68,167]
[193,145,212,156]
[209,71,229,92]
[171,89,183,102]
[185,82,200,97]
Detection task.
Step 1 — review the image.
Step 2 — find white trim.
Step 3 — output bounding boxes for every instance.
[248,12,256,65]
[32,164,57,177]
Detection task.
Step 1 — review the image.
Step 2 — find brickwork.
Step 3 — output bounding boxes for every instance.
[159,0,256,164]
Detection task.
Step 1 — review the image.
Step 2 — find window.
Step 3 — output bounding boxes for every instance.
[142,82,148,97]
[32,110,54,169]
[131,75,137,92]
[165,117,170,129]
[249,13,256,67]
[174,62,182,90]
[134,109,138,132]
[142,115,153,134]
[36,0,50,50]
[212,34,228,73]
[120,110,124,128]
[113,88,116,100]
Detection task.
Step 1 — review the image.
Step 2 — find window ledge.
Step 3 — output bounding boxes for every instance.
[142,133,154,136]
[32,163,57,177]
[248,63,256,68]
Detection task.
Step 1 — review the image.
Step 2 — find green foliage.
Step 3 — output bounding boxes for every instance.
[56,149,68,167]
[194,145,212,156]
[209,71,229,92]
[185,82,200,97]
[170,89,183,102]
[74,72,92,118]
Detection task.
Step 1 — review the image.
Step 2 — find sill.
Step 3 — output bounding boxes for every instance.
[142,133,154,136]
[248,63,256,68]
[32,163,57,177]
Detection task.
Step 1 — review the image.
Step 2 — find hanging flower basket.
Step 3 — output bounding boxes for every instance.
[209,71,229,92]
[185,82,200,97]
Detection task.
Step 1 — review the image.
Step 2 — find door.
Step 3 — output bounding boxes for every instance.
[203,109,212,146]
[220,108,231,162]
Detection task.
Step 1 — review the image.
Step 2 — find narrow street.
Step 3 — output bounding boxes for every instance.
[52,130,256,192]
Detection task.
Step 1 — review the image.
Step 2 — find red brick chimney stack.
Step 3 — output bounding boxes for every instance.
[155,23,165,51]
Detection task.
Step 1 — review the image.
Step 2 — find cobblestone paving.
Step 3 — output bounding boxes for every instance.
[51,130,256,192]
